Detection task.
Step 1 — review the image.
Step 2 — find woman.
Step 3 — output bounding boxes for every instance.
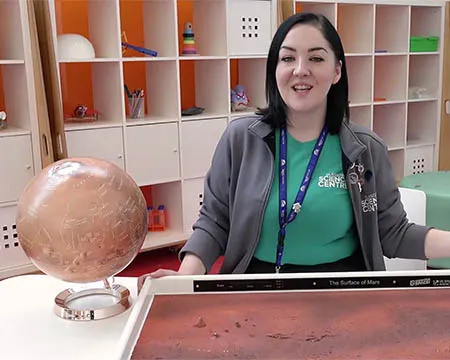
[142,12,450,281]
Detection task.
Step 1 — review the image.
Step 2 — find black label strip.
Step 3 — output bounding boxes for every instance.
[193,275,450,292]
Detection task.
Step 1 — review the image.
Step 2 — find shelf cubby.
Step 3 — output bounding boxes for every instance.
[119,0,177,58]
[346,55,372,105]
[349,105,371,130]
[140,181,186,251]
[125,122,181,186]
[295,1,336,26]
[373,103,406,150]
[374,55,407,102]
[179,59,228,120]
[389,149,405,183]
[0,64,31,135]
[229,57,266,117]
[123,60,179,124]
[180,117,228,180]
[337,3,374,54]
[410,6,442,39]
[0,0,24,61]
[54,0,121,59]
[407,100,438,146]
[60,61,123,129]
[375,5,409,53]
[177,0,227,57]
[408,54,440,100]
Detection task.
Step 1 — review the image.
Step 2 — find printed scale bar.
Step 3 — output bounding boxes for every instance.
[193,274,450,292]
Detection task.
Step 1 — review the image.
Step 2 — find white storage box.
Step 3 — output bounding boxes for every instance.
[228,0,272,56]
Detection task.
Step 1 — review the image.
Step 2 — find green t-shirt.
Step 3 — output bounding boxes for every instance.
[254,128,357,265]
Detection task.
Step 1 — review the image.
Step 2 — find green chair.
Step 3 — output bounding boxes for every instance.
[400,171,450,269]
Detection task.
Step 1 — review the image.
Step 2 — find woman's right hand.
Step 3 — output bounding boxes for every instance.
[137,269,180,293]
[137,253,207,293]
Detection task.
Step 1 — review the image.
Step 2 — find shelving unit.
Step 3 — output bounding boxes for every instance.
[1,0,446,279]
[40,0,278,260]
[0,0,43,279]
[294,0,444,181]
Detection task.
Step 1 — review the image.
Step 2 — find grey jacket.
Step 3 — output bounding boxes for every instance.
[180,115,431,273]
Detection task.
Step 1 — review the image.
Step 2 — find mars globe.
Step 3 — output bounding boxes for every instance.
[16,157,148,283]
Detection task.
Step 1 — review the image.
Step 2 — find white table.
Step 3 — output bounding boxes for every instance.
[0,274,137,360]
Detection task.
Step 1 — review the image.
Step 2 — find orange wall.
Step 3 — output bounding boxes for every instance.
[55,0,238,114]
[56,0,93,115]
[229,60,239,89]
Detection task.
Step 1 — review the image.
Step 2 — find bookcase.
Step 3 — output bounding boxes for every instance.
[291,0,444,183]
[0,0,445,279]
[0,0,43,278]
[44,0,278,256]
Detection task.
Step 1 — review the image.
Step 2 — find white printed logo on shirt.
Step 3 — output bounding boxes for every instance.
[317,173,347,189]
[362,193,378,213]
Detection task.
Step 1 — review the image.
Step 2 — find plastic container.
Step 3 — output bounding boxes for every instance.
[147,205,166,232]
[410,36,439,52]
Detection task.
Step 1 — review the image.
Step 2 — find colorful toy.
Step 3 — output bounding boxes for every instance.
[64,104,100,123]
[231,84,250,111]
[147,205,166,232]
[121,32,157,57]
[181,22,197,55]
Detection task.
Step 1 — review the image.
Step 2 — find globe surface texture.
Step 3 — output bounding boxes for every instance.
[16,157,148,283]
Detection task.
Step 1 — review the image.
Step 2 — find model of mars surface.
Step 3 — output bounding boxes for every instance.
[131,288,450,359]
[16,157,148,283]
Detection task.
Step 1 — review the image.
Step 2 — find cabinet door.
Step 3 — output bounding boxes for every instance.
[181,118,227,179]
[65,127,125,169]
[125,123,180,185]
[0,135,34,203]
[182,178,205,234]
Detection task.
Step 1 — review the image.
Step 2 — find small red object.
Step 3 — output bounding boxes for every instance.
[147,205,166,232]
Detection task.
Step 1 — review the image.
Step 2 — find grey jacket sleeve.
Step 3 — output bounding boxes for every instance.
[374,140,431,260]
[178,126,232,272]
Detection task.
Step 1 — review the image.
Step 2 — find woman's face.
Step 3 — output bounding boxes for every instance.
[276,24,342,119]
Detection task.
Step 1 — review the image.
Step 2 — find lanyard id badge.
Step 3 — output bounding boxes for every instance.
[276,124,328,273]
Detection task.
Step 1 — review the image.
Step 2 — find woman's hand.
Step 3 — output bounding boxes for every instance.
[137,253,207,293]
[137,269,180,293]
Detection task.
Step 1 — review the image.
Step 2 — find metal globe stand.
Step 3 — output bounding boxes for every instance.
[54,278,132,321]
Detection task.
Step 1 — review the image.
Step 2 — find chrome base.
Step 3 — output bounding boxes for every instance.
[54,278,132,321]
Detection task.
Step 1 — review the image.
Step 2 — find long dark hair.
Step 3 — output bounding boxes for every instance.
[257,12,349,134]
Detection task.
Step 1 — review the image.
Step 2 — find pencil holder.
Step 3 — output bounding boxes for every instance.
[128,96,145,119]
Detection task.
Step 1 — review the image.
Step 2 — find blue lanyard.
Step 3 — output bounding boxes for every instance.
[276,125,328,273]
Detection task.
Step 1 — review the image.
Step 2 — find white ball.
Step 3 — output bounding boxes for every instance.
[57,34,96,60]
